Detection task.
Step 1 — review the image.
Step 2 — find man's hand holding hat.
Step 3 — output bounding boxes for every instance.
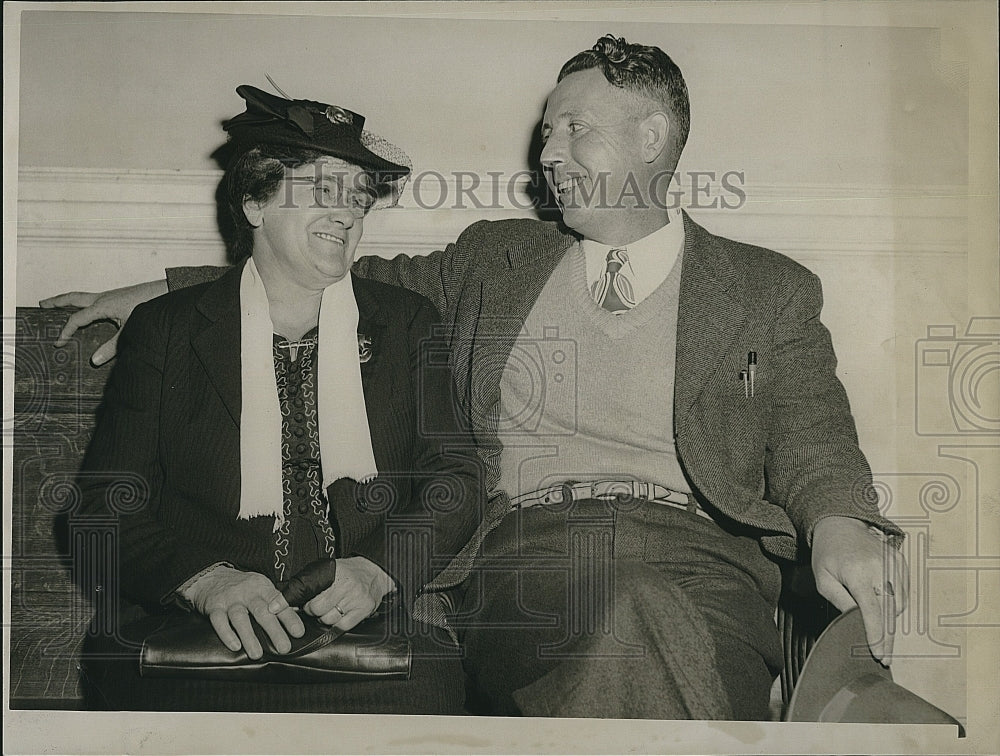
[811,515,908,665]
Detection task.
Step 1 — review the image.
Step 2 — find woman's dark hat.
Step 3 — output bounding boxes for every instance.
[786,608,964,733]
[223,85,412,206]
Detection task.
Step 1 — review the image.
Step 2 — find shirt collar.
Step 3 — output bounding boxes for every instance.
[580,208,685,302]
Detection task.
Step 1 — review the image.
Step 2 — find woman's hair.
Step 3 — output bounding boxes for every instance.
[221,143,328,263]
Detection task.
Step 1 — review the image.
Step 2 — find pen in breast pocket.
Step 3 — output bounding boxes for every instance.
[747,351,757,398]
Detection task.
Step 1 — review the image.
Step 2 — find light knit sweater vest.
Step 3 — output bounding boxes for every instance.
[498,245,689,499]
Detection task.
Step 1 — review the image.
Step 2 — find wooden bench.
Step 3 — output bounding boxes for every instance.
[9,306,829,714]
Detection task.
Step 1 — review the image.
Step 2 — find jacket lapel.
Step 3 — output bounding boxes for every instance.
[674,212,749,424]
[189,267,392,448]
[352,277,393,465]
[453,214,747,436]
[191,264,245,428]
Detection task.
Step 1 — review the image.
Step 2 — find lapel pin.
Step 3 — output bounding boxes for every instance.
[357,333,373,363]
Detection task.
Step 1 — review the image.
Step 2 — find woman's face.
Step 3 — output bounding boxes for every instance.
[244,157,374,289]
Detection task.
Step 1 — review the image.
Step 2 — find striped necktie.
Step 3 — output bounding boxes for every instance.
[593,248,635,313]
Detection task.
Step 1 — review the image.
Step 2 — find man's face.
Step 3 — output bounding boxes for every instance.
[540,68,654,245]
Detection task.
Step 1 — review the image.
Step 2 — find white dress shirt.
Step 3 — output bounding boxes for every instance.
[581,208,685,307]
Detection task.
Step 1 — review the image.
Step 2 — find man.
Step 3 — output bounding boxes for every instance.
[43,35,906,719]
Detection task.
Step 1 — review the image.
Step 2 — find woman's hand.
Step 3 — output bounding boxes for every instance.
[183,565,305,659]
[302,557,395,631]
[39,280,169,366]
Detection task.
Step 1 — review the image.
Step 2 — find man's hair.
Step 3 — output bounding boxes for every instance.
[559,34,690,158]
[221,144,328,262]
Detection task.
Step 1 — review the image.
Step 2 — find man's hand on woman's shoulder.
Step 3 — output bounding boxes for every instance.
[39,280,169,366]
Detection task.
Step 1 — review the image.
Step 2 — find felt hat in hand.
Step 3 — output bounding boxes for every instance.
[785,607,964,734]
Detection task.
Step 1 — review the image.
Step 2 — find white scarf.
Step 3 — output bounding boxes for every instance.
[238,258,377,531]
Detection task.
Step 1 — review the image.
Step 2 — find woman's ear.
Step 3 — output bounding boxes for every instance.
[243,197,264,228]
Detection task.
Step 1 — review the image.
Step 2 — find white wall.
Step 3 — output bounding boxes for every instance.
[9,3,998,746]
[18,11,967,181]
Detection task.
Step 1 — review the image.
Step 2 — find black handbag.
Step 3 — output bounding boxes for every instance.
[140,613,411,682]
[140,559,411,682]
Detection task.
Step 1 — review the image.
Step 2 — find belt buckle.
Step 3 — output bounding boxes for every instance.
[590,480,648,510]
[592,480,625,502]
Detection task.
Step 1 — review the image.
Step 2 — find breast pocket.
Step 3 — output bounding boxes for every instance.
[691,350,773,472]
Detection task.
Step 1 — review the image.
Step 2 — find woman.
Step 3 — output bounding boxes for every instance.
[76,86,482,713]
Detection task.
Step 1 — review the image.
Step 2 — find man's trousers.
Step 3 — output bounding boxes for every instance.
[457,498,784,719]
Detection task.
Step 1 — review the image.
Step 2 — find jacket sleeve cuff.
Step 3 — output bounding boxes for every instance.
[807,512,906,551]
[155,550,238,606]
[169,561,235,610]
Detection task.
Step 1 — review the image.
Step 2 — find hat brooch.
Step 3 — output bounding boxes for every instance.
[325,106,354,127]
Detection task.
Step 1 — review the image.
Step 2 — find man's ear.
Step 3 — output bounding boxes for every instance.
[243,197,264,228]
[640,111,671,163]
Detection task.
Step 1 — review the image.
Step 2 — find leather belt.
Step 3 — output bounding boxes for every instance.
[510,480,713,522]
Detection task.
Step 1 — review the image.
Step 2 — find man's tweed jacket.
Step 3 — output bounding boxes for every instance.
[169,212,903,604]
